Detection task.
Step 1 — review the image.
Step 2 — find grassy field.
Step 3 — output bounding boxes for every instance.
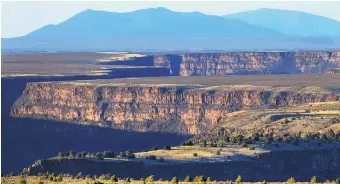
[96,52,146,62]
[1,52,138,64]
[1,52,148,77]
[1,63,159,77]
[134,145,265,161]
[2,176,337,184]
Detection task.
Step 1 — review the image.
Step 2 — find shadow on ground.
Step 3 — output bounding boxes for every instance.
[1,117,190,174]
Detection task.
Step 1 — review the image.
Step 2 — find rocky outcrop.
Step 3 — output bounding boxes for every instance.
[26,148,340,181]
[11,82,339,134]
[153,51,340,76]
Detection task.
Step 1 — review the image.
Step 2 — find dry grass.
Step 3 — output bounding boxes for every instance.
[2,176,117,184]
[1,52,147,77]
[132,102,340,161]
[214,101,340,137]
[96,53,145,62]
[135,145,266,161]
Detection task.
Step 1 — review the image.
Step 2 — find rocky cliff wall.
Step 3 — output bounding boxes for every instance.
[11,83,339,134]
[2,67,170,118]
[26,148,340,181]
[153,51,340,76]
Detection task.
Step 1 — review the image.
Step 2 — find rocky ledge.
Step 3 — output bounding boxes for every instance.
[153,51,340,75]
[11,76,340,134]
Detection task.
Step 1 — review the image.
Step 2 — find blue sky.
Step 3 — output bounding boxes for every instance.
[2,1,340,38]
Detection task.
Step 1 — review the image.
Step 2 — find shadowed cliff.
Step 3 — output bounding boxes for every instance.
[1,117,190,174]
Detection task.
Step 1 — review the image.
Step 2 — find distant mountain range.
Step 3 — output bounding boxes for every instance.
[2,7,340,52]
[224,8,340,37]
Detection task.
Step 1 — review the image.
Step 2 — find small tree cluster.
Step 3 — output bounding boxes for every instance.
[193,176,206,182]
[164,145,172,150]
[180,141,194,146]
[17,176,27,184]
[145,175,155,183]
[230,135,244,144]
[98,174,116,181]
[330,117,340,124]
[33,173,64,183]
[146,155,157,160]
[57,150,118,159]
[251,132,259,141]
[110,175,118,182]
[150,146,158,151]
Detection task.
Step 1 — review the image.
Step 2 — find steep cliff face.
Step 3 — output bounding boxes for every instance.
[153,51,340,76]
[11,82,339,134]
[26,148,340,181]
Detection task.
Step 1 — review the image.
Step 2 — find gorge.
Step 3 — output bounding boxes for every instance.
[11,75,340,134]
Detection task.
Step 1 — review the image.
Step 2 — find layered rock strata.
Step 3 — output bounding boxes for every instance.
[153,51,340,76]
[11,81,339,134]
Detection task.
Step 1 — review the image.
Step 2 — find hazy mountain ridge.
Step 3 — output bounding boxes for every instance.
[3,7,340,52]
[224,8,340,37]
[25,8,282,39]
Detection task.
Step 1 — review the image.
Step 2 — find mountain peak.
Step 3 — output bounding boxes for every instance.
[83,9,95,12]
[256,8,280,11]
[78,8,113,14]
[152,7,171,11]
[132,7,173,13]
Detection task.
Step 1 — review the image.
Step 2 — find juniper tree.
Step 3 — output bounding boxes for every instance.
[184,175,191,182]
[170,177,178,184]
[145,175,155,182]
[235,175,242,184]
[203,140,207,147]
[311,176,317,184]
[193,176,205,182]
[164,145,171,150]
[99,174,106,180]
[57,152,64,158]
[68,150,75,157]
[76,172,83,179]
[110,175,118,182]
[287,177,295,184]
[150,146,158,151]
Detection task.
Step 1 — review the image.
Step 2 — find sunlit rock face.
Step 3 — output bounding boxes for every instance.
[153,51,340,76]
[11,82,339,134]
